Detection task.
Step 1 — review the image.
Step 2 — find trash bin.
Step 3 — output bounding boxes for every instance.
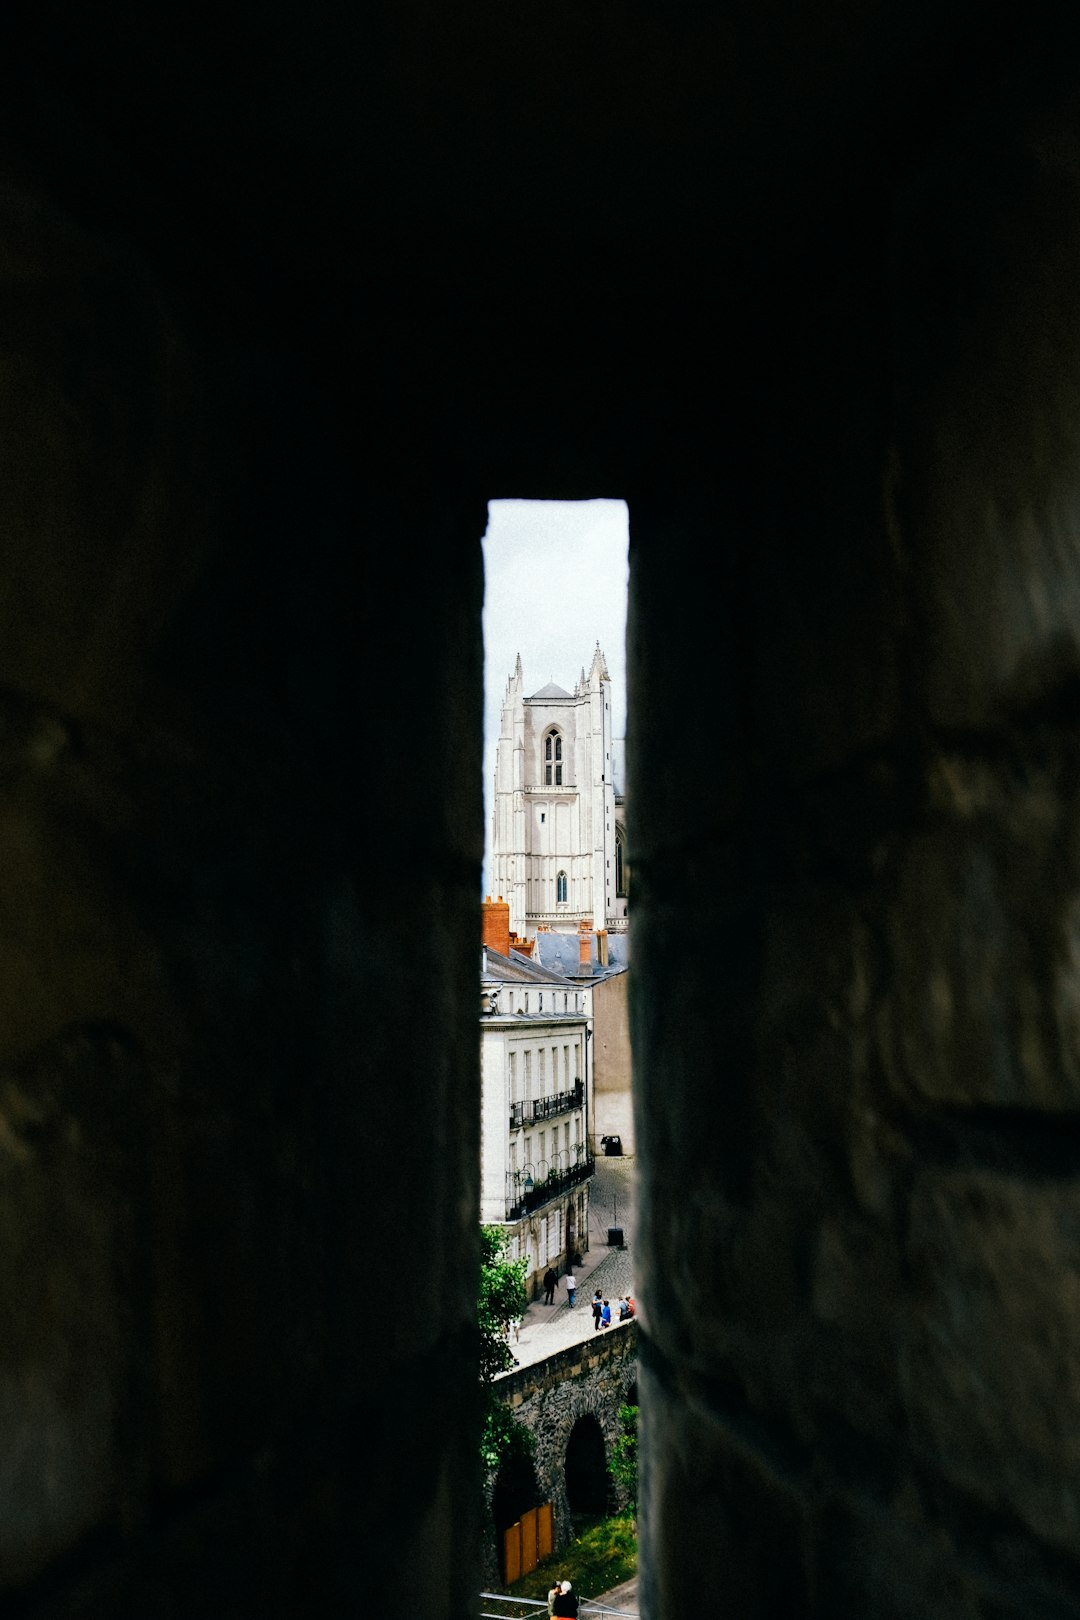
[607,1226,624,1247]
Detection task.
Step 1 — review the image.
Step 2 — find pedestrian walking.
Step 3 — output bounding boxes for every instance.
[543,1266,557,1305]
[591,1289,603,1331]
[565,1272,577,1308]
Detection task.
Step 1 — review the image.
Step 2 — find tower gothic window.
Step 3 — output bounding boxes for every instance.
[557,870,568,904]
[545,730,563,786]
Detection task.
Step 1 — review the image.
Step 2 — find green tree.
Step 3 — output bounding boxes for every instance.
[608,1403,638,1511]
[479,1224,531,1473]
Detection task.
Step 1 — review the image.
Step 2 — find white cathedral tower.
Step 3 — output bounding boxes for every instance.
[491,643,628,940]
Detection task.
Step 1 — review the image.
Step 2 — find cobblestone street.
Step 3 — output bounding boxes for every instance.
[510,1155,638,1371]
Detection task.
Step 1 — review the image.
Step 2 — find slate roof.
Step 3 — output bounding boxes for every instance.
[481,945,569,985]
[529,681,573,700]
[531,930,630,980]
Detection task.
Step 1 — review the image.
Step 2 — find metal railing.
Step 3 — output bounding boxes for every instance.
[479,1595,636,1620]
[510,1081,583,1128]
[505,1152,595,1220]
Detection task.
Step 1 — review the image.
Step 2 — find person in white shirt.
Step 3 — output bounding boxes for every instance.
[564,1272,577,1307]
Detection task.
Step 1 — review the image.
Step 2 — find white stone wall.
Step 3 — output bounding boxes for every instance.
[492,649,625,938]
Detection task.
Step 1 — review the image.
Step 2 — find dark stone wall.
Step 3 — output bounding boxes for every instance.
[1,3,1080,1617]
[631,65,1080,1620]
[0,150,485,1620]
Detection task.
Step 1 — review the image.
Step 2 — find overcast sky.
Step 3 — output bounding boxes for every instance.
[482,498,629,892]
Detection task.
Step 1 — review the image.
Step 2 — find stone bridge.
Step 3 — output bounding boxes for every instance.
[488,1319,637,1572]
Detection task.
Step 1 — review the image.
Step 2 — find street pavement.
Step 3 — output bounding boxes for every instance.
[507,1153,638,1372]
[498,1156,641,1613]
[586,1574,639,1615]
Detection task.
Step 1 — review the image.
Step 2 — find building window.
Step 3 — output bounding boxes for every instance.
[524,1051,532,1101]
[509,1052,517,1101]
[545,730,564,787]
[616,834,627,898]
[538,1048,546,1094]
[540,1215,548,1268]
[556,870,567,905]
[539,1130,546,1166]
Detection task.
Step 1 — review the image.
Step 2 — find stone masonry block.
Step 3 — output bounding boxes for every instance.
[902,1165,1080,1557]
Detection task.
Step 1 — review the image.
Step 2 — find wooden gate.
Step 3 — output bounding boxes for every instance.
[503,1501,554,1583]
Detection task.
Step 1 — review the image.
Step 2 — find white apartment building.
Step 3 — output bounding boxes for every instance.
[480,943,594,1297]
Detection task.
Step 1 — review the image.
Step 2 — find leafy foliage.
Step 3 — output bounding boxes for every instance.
[479,1225,531,1473]
[608,1403,638,1510]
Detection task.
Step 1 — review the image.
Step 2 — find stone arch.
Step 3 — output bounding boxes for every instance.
[509,1339,637,1551]
[490,1446,544,1581]
[564,1412,610,1519]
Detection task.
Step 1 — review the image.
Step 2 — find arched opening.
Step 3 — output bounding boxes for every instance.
[564,1413,610,1521]
[614,826,628,899]
[492,1447,543,1574]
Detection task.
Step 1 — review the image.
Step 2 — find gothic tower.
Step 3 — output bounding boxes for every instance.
[491,644,627,940]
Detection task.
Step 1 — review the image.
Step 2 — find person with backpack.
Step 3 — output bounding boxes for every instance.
[600,1298,612,1330]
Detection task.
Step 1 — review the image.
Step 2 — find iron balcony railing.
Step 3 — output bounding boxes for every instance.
[509,1080,583,1129]
[505,1151,595,1221]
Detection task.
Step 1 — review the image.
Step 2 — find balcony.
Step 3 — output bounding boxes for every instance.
[509,1080,583,1130]
[505,1149,595,1221]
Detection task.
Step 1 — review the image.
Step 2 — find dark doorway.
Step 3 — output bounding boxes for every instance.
[565,1414,611,1518]
[492,1448,542,1544]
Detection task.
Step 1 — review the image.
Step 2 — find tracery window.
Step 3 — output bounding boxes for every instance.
[544,730,563,786]
[557,870,567,904]
[616,832,628,898]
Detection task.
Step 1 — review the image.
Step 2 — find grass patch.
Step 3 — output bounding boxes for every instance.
[501,1512,637,1607]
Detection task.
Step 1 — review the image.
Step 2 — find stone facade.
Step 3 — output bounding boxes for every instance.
[486,1322,638,1577]
[491,647,627,941]
[590,970,634,1156]
[480,945,593,1291]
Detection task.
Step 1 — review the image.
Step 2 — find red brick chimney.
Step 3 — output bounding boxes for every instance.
[482,896,511,959]
[579,919,593,968]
